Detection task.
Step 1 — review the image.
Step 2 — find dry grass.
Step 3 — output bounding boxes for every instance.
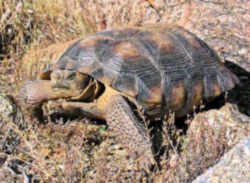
[0,0,94,60]
[0,0,192,59]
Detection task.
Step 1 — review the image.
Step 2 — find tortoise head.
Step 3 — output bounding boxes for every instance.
[50,69,92,100]
[19,69,99,105]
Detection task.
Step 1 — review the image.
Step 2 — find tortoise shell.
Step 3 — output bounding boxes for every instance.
[54,24,239,116]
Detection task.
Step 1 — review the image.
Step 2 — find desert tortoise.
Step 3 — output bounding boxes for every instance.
[19,24,239,168]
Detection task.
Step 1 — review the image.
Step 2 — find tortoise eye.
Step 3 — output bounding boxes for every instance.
[67,72,76,80]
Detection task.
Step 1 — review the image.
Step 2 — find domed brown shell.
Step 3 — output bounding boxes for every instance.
[54,24,239,117]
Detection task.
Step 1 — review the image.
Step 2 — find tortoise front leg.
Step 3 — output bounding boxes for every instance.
[105,95,155,170]
[19,80,61,105]
[44,96,156,170]
[19,80,85,105]
[44,100,105,120]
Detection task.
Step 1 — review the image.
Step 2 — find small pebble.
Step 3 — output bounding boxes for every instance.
[238,48,247,55]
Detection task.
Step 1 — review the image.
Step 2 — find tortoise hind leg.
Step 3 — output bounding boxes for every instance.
[105,95,155,170]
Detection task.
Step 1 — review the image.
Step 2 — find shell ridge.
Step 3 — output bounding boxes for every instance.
[94,39,123,84]
[166,31,214,110]
[168,31,194,64]
[56,39,84,68]
[130,37,167,91]
[161,74,172,114]
[128,37,164,101]
[166,31,197,86]
[203,74,213,98]
[128,38,160,73]
[216,71,226,92]
[136,76,152,103]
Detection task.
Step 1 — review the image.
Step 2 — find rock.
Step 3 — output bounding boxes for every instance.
[0,93,17,121]
[192,135,250,183]
[158,103,249,183]
[0,93,26,129]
